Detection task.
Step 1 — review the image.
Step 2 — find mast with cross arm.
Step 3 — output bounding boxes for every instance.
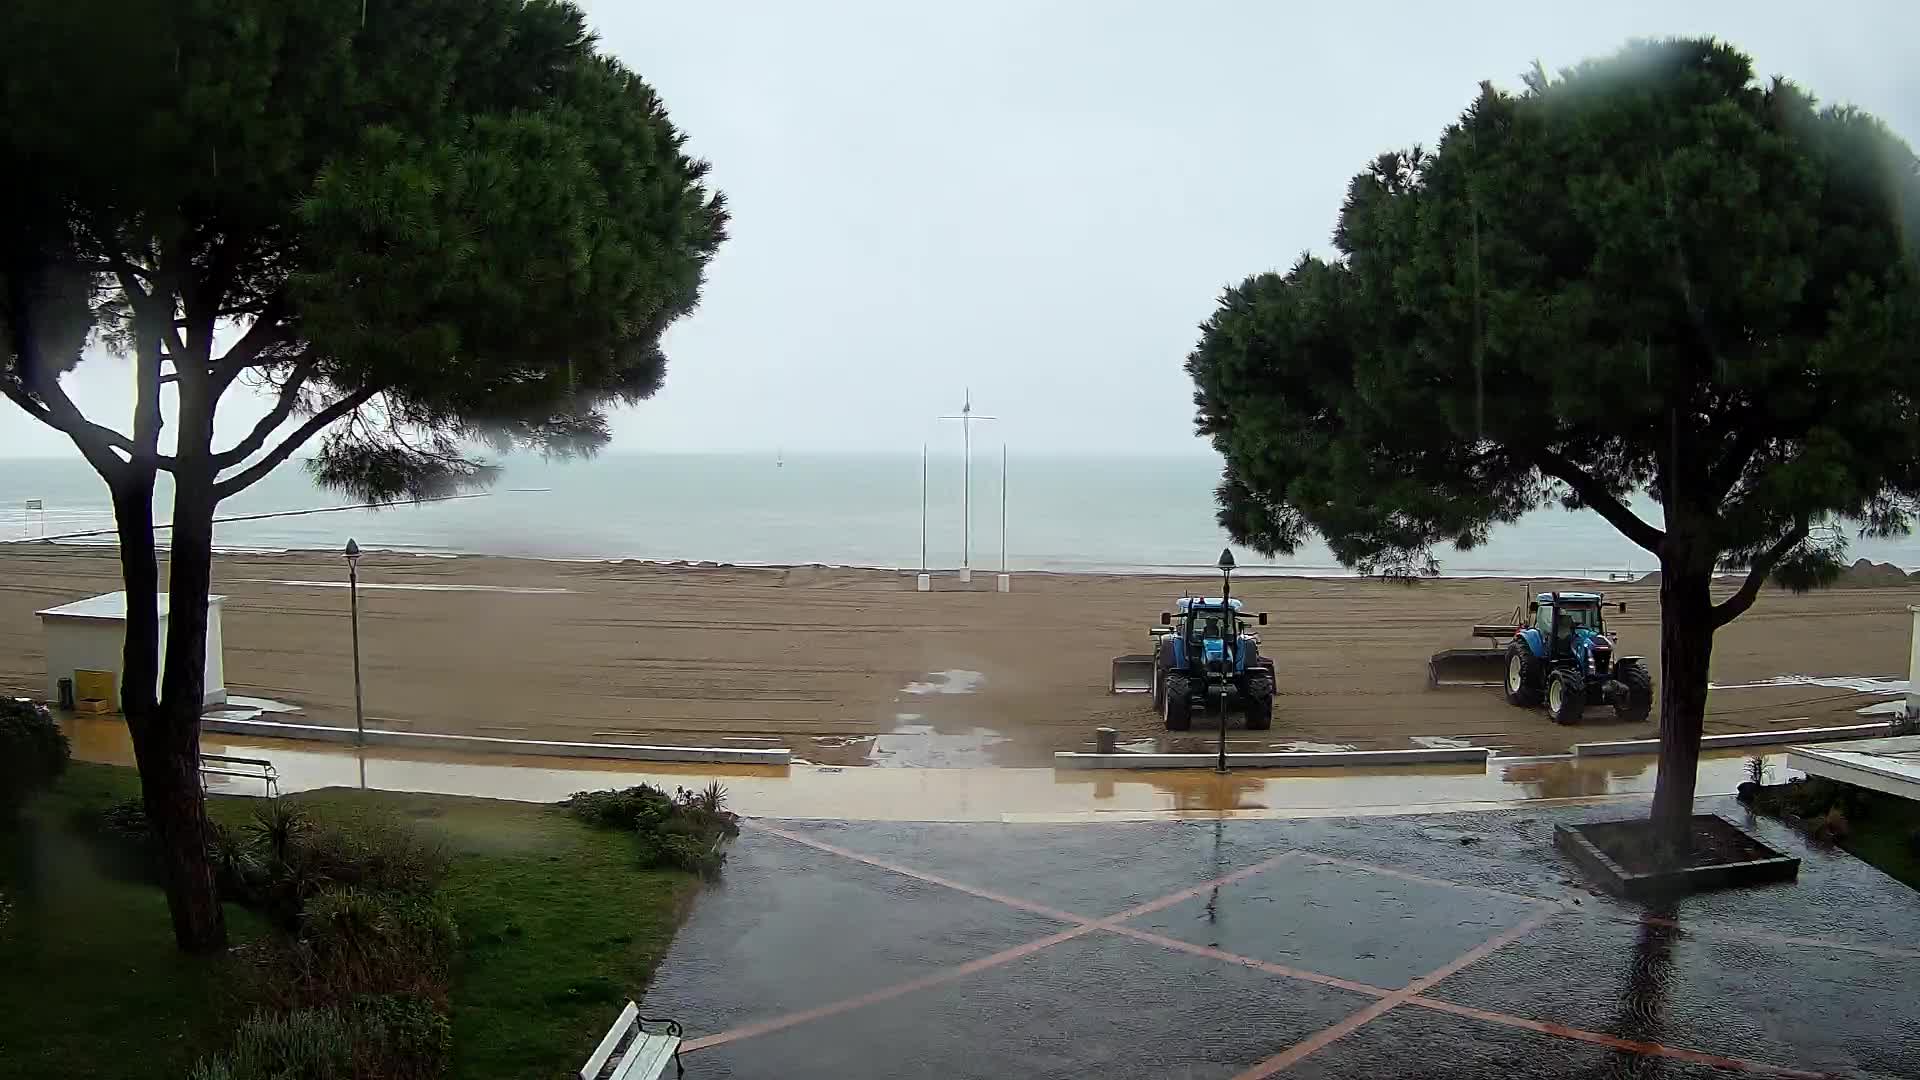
[938,389,997,576]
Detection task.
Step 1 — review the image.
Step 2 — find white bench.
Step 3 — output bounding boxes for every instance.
[198,753,279,798]
[580,1001,683,1080]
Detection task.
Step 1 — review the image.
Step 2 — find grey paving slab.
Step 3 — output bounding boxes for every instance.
[1122,856,1545,990]
[1429,911,1920,1077]
[677,930,1375,1079]
[640,831,1072,1035]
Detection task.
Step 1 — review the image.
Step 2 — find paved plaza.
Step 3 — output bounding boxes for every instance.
[643,797,1920,1078]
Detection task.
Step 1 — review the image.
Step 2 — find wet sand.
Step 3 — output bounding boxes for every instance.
[1,547,1913,765]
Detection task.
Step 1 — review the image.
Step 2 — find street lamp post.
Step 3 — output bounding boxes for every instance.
[344,539,366,747]
[1217,547,1236,774]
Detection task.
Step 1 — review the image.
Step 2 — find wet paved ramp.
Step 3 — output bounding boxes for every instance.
[643,797,1920,1078]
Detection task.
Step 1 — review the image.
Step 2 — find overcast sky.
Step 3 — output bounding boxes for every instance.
[5,0,1916,459]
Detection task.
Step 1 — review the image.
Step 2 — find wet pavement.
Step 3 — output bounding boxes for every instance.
[643,798,1920,1078]
[61,715,1807,822]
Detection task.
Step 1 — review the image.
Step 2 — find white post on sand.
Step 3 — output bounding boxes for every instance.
[940,390,995,586]
[996,443,1011,593]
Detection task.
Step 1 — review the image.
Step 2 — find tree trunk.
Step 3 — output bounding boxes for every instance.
[150,375,226,953]
[1649,553,1716,851]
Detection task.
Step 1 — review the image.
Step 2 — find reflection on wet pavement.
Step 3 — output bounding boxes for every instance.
[644,804,1920,1078]
[60,715,1799,823]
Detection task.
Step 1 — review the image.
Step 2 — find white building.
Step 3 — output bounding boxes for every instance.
[36,591,227,710]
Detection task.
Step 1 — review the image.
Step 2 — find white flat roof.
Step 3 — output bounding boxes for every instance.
[36,591,225,622]
[1787,735,1920,803]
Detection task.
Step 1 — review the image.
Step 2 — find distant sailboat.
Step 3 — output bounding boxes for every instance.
[776,447,784,469]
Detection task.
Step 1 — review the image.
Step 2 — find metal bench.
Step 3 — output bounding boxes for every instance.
[581,1001,683,1080]
[198,753,279,798]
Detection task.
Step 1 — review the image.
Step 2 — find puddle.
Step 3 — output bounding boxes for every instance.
[810,735,878,748]
[205,694,304,724]
[1409,735,1482,750]
[1275,740,1359,753]
[1856,700,1908,717]
[868,723,1009,767]
[1711,674,1909,695]
[225,695,301,714]
[1117,738,1161,754]
[900,670,985,696]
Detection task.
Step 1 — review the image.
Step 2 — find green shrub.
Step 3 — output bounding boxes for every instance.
[562,784,675,831]
[248,800,313,863]
[567,782,740,876]
[290,821,449,898]
[193,996,449,1080]
[189,1007,353,1080]
[0,698,69,813]
[351,993,451,1080]
[279,887,458,1006]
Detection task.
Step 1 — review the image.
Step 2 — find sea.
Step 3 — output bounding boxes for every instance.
[4,451,1918,578]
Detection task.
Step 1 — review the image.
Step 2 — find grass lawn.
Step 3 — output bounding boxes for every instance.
[0,763,702,1080]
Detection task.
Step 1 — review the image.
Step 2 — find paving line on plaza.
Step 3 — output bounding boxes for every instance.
[1401,998,1828,1078]
[1230,907,1561,1079]
[680,823,1873,1076]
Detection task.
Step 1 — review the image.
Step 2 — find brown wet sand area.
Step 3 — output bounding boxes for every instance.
[1,547,1914,765]
[641,798,1920,1077]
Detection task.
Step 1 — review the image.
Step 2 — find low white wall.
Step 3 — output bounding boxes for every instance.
[1053,747,1490,770]
[200,715,792,766]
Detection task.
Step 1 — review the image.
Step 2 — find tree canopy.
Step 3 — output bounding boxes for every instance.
[0,0,726,951]
[1187,38,1920,834]
[3,0,726,498]
[1193,38,1920,595]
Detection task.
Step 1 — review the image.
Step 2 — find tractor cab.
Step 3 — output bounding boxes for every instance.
[1164,598,1265,668]
[1528,592,1617,668]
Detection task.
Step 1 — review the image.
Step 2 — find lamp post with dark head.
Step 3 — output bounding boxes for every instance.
[344,539,365,747]
[1217,547,1235,774]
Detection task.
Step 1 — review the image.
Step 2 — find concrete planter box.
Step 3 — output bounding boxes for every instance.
[1555,815,1799,899]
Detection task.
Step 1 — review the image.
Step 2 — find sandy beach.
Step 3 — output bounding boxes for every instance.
[0,546,1913,766]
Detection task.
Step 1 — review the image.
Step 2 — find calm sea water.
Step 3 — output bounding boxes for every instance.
[3,451,1917,577]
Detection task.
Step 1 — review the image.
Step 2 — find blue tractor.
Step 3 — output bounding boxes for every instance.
[1503,591,1653,725]
[1151,597,1275,731]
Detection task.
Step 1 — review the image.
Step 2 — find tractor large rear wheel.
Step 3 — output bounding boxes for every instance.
[1614,662,1653,722]
[1548,669,1586,725]
[1243,671,1274,731]
[1163,673,1192,731]
[1504,642,1544,707]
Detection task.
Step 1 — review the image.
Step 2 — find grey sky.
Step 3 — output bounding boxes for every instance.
[5,0,1916,458]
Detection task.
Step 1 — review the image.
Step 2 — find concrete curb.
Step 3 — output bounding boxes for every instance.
[1572,723,1889,757]
[1053,747,1491,770]
[200,716,792,766]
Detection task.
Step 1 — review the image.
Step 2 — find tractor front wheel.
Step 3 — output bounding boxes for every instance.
[1243,672,1274,731]
[1547,669,1586,725]
[1164,673,1192,731]
[1614,662,1653,722]
[1504,642,1544,707]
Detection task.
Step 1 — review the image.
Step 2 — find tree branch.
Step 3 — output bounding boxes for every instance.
[1,378,136,478]
[213,358,316,468]
[1712,520,1810,629]
[211,302,291,392]
[1532,447,1666,554]
[213,387,379,500]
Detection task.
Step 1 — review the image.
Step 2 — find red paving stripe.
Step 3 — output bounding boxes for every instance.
[750,822,1091,924]
[720,823,1862,1076]
[1404,998,1827,1079]
[1231,908,1560,1079]
[1295,851,1555,908]
[1106,925,1394,998]
[680,923,1096,1053]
